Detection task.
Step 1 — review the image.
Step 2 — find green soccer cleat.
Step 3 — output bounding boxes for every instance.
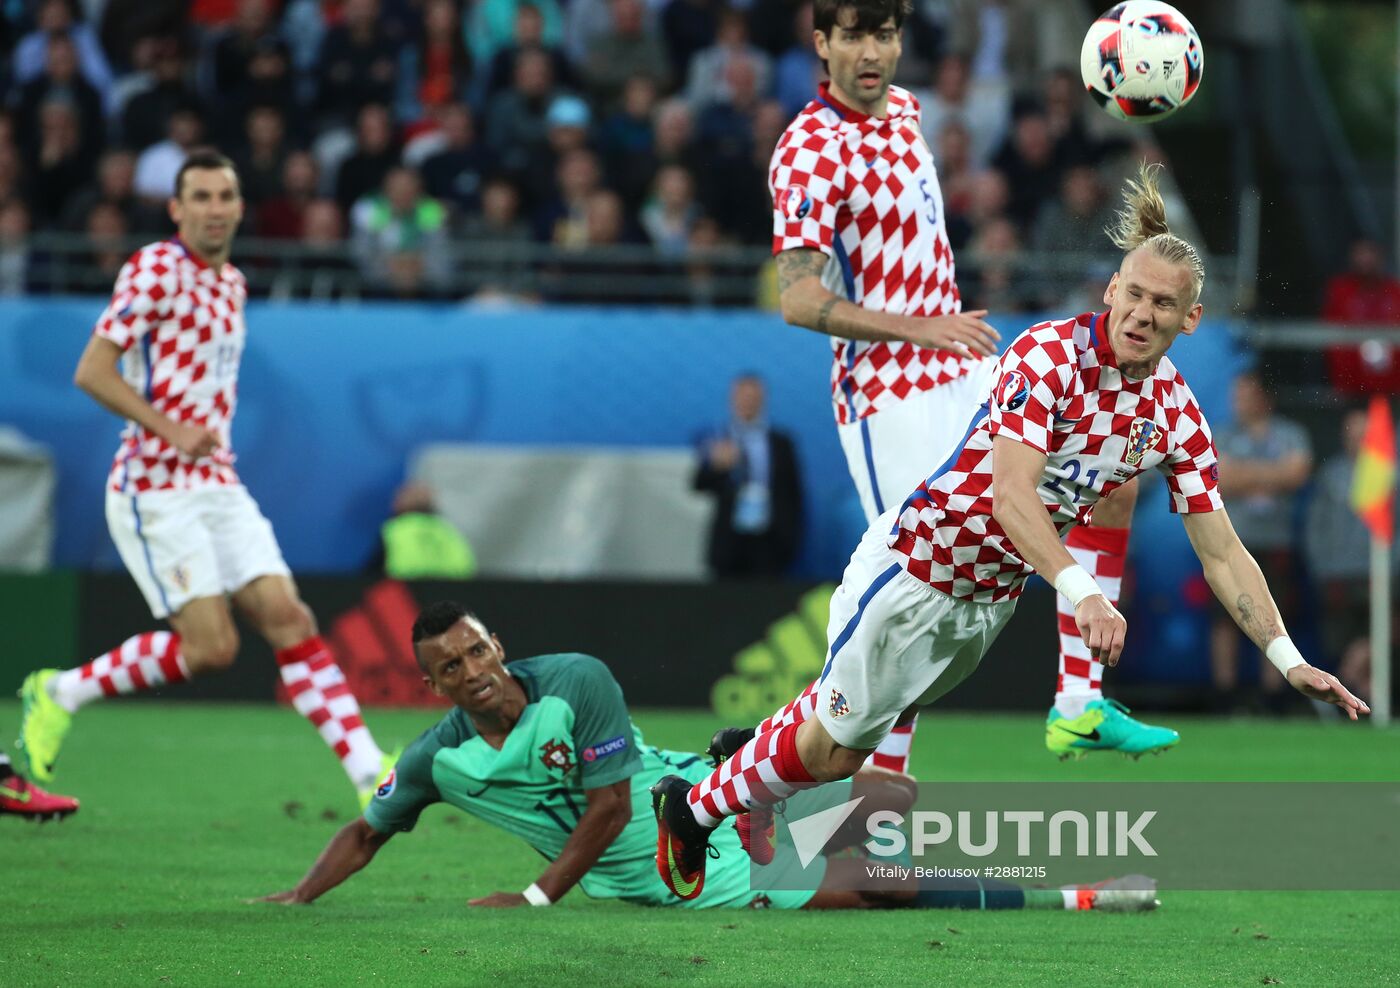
[1046,698,1180,761]
[16,670,71,784]
[357,748,401,812]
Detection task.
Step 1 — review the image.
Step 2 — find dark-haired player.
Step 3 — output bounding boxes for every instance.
[255,602,1155,913]
[16,151,392,805]
[767,0,1173,771]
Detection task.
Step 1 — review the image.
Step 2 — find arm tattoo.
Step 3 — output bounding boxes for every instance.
[815,297,840,334]
[775,249,828,296]
[1234,593,1283,647]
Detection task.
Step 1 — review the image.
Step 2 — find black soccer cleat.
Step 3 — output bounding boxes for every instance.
[705,726,756,766]
[651,774,715,900]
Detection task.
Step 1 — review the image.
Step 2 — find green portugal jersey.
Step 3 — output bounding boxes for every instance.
[363,653,817,909]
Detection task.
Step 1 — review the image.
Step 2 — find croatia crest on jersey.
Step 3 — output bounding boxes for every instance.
[829,690,850,718]
[995,370,1030,412]
[778,184,811,221]
[1125,417,1162,466]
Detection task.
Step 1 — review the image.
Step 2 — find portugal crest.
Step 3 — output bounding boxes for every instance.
[1124,417,1162,466]
[538,738,576,774]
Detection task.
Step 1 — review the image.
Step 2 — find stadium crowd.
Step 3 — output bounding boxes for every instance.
[0,0,1160,302]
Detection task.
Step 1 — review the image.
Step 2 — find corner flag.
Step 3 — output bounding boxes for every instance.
[1351,396,1396,545]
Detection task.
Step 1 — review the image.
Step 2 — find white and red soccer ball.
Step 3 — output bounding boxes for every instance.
[1081,1,1203,122]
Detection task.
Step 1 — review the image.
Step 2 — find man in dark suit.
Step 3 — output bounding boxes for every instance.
[693,373,803,577]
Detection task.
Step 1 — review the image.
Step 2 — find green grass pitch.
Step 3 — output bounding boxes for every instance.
[6,701,1398,987]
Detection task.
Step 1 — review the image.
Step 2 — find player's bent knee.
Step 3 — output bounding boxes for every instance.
[183,628,240,673]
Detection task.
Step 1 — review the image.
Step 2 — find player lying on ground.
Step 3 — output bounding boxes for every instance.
[769,0,1172,767]
[652,164,1370,900]
[255,602,1154,912]
[0,749,77,822]
[15,151,392,806]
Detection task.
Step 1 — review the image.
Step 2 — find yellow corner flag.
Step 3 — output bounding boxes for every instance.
[1352,396,1397,545]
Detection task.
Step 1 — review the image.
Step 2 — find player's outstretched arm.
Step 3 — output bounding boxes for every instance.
[775,248,1000,357]
[992,437,1127,666]
[1181,510,1370,719]
[252,817,393,905]
[74,335,221,459]
[468,779,632,908]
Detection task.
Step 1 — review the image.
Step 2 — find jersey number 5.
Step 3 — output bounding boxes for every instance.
[918,179,938,224]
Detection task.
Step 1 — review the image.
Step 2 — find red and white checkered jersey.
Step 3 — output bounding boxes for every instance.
[94,239,246,493]
[889,312,1223,603]
[770,82,973,425]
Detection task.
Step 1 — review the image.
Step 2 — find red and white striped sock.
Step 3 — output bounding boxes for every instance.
[688,721,816,829]
[866,718,917,773]
[757,680,917,773]
[48,631,190,712]
[275,636,383,788]
[1055,526,1129,719]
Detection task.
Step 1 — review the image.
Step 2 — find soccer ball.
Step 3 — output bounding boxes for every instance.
[1080,1,1203,122]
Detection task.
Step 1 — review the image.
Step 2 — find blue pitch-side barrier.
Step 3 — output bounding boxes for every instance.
[0,299,1249,682]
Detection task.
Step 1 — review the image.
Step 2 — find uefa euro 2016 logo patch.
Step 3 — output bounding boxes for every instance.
[996,370,1030,412]
[375,769,396,799]
[829,690,850,718]
[779,185,812,221]
[1124,417,1162,466]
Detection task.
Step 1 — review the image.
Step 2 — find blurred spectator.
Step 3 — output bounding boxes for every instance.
[965,167,1010,229]
[257,150,321,238]
[640,164,700,256]
[935,120,975,249]
[1321,237,1400,395]
[372,481,476,579]
[316,0,403,127]
[133,106,204,201]
[1211,371,1313,713]
[692,373,802,578]
[0,142,28,216]
[0,201,33,295]
[350,166,451,297]
[564,0,640,68]
[461,178,531,245]
[913,53,1011,169]
[772,3,821,118]
[12,0,115,109]
[536,146,602,246]
[485,47,561,182]
[583,0,672,110]
[599,75,659,209]
[694,57,763,237]
[746,0,805,57]
[1042,66,1112,167]
[652,97,697,169]
[400,0,473,119]
[1305,408,1400,700]
[83,201,129,282]
[303,198,346,246]
[29,99,95,225]
[13,33,105,166]
[686,8,772,109]
[420,104,493,216]
[1030,165,1114,304]
[297,198,359,300]
[484,5,575,100]
[685,213,725,306]
[121,39,202,153]
[965,217,1036,313]
[520,93,593,206]
[660,0,717,85]
[991,108,1064,231]
[473,0,566,68]
[210,0,294,129]
[334,103,400,210]
[61,148,164,234]
[235,105,290,207]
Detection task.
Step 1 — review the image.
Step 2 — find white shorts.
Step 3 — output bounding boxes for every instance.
[105,485,291,619]
[837,360,998,524]
[814,515,1017,751]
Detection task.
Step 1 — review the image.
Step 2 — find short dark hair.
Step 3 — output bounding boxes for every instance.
[174,149,239,199]
[813,0,911,38]
[411,601,484,647]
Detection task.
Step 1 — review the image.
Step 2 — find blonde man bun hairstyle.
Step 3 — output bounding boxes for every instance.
[1107,162,1205,304]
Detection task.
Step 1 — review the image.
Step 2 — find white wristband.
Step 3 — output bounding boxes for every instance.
[1265,637,1306,677]
[522,883,551,906]
[1053,564,1104,607]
